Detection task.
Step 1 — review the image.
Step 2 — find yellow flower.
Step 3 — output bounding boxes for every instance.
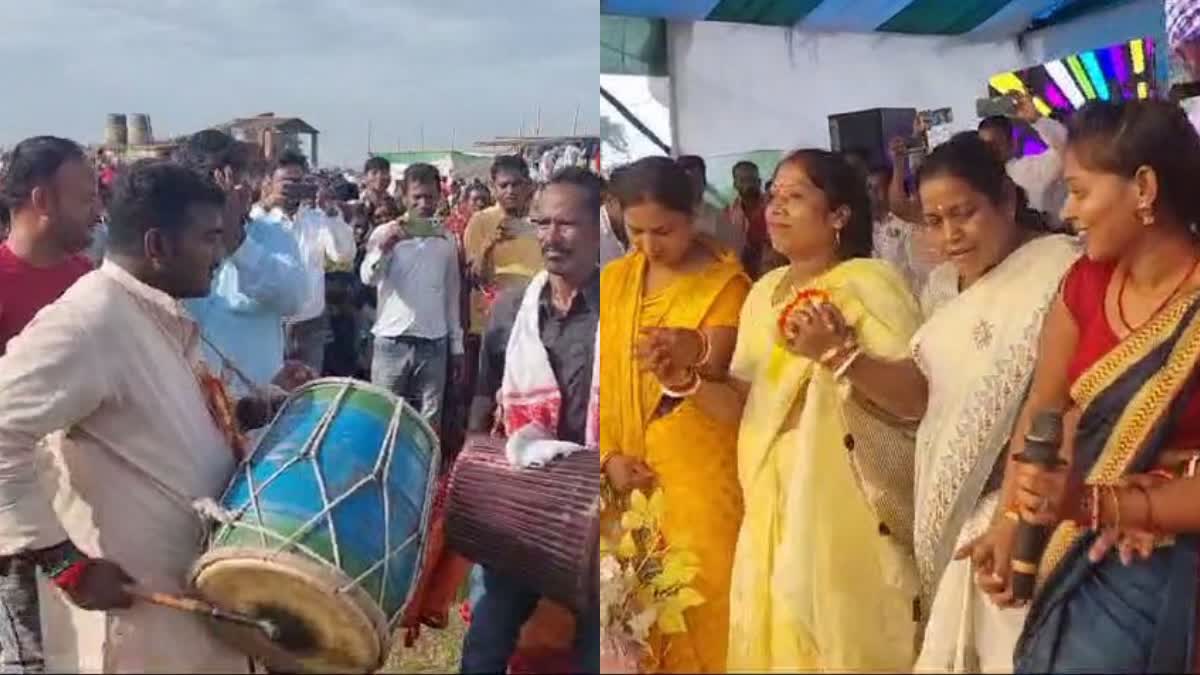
[621,488,664,532]
[652,550,701,590]
[656,587,706,635]
[618,531,637,559]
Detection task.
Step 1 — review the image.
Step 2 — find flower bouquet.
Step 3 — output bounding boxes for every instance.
[599,479,706,673]
[776,287,832,337]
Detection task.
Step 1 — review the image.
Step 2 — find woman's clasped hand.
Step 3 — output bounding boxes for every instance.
[779,299,853,363]
[635,327,703,386]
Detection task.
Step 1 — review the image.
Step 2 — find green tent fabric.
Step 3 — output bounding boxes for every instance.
[371,150,494,182]
[702,149,784,207]
[602,15,668,76]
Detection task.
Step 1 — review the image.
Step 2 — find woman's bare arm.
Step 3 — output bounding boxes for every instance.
[689,376,751,427]
[888,159,924,224]
[840,354,930,420]
[697,326,737,380]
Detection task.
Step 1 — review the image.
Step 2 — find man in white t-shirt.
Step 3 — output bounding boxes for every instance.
[977,94,1068,228]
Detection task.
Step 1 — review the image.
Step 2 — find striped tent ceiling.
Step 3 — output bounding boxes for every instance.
[600,0,1133,36]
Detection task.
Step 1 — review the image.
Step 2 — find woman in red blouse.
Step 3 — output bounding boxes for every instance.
[963,100,1200,672]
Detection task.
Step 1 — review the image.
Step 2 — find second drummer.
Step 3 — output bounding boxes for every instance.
[0,160,299,672]
[459,167,602,674]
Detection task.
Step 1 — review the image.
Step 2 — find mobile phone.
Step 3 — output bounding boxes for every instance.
[977,96,1017,119]
[904,135,927,152]
[918,107,953,127]
[405,216,443,238]
[283,181,316,199]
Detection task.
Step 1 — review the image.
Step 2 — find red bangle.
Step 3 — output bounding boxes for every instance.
[51,560,90,592]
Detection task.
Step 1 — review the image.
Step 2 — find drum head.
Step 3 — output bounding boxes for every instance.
[191,548,391,674]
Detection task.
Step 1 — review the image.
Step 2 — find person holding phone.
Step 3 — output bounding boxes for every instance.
[360,162,464,432]
[977,93,1069,231]
[462,156,544,387]
[250,150,356,374]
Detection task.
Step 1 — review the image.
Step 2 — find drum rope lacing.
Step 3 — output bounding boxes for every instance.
[208,380,442,624]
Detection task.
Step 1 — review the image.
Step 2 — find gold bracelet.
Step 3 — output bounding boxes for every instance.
[1105,485,1122,531]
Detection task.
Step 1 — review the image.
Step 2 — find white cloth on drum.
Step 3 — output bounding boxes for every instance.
[499,270,600,447]
[504,423,586,469]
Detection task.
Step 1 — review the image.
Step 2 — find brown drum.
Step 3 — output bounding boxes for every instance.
[444,434,599,613]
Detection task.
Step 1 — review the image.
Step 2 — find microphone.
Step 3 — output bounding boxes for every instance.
[1010,409,1066,602]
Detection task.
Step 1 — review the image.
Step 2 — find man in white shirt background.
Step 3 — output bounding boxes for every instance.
[977,93,1068,229]
[251,150,356,374]
[676,155,745,255]
[360,162,464,432]
[866,163,930,294]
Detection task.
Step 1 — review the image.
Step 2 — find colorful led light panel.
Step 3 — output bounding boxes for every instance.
[987,38,1157,118]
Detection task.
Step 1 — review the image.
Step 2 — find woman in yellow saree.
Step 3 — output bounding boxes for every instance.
[600,157,750,672]
[675,150,924,672]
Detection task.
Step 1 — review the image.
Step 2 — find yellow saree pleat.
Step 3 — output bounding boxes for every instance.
[600,244,749,673]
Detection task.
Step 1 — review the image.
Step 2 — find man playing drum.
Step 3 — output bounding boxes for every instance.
[458,167,602,674]
[0,160,289,672]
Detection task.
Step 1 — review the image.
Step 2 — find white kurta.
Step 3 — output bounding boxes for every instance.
[0,261,248,673]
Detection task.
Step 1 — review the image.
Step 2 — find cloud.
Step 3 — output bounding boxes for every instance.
[0,0,599,166]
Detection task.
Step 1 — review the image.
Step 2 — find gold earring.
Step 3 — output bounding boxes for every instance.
[1139,208,1155,227]
[834,228,842,248]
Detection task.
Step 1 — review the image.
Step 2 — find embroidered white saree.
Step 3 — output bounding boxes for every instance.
[911,234,1080,673]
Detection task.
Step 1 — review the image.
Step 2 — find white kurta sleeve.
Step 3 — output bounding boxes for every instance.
[0,306,110,554]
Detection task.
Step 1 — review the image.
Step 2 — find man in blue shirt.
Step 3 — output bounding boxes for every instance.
[175,130,308,397]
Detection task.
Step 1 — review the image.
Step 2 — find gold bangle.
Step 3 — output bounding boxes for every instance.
[1011,560,1039,575]
[1104,485,1121,531]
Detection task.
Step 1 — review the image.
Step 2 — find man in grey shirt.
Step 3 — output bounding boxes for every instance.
[460,167,601,674]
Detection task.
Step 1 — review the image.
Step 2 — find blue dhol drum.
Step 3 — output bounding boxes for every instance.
[190,378,439,674]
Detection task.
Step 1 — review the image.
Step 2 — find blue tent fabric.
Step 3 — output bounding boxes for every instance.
[599,0,1137,35]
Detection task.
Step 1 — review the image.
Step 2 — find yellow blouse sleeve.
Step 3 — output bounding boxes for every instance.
[728,277,767,384]
[701,275,751,328]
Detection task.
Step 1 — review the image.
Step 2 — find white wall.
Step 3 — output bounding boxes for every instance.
[667,0,1163,156]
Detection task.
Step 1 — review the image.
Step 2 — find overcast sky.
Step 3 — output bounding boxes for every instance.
[0,0,598,167]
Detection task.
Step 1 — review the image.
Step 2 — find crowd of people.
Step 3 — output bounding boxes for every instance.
[0,120,604,672]
[597,19,1200,675]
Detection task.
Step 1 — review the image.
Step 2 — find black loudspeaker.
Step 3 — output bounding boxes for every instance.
[828,108,917,169]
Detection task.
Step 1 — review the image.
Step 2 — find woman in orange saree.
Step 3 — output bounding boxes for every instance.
[600,157,749,672]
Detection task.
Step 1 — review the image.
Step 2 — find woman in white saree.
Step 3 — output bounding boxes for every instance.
[793,133,1080,672]
[911,136,1080,673]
